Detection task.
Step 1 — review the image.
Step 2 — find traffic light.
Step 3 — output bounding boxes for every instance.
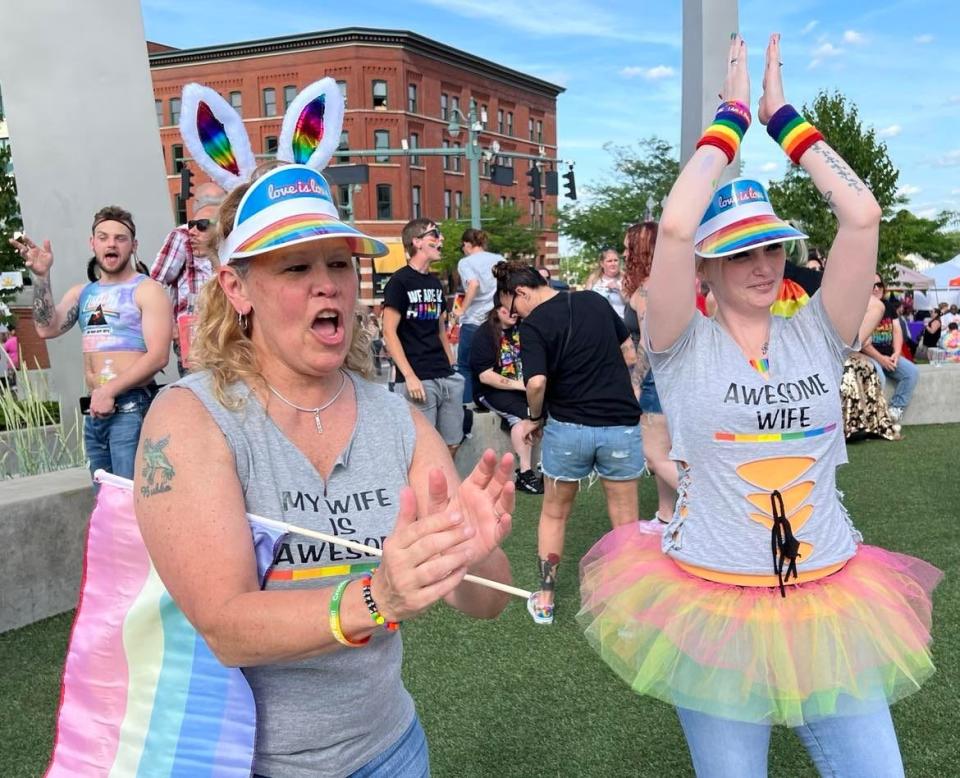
[544,170,559,196]
[180,166,194,201]
[562,168,577,200]
[526,163,542,200]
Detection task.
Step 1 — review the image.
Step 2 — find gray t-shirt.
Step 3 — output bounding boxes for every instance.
[458,250,504,325]
[646,293,862,578]
[175,370,417,778]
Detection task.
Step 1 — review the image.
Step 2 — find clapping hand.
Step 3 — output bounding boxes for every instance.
[722,33,750,107]
[758,34,786,126]
[8,234,54,276]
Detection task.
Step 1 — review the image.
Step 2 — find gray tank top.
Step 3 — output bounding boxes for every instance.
[175,370,417,777]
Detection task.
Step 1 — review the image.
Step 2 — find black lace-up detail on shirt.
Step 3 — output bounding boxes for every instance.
[770,489,800,598]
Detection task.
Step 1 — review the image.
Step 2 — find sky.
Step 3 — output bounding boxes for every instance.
[142,0,960,222]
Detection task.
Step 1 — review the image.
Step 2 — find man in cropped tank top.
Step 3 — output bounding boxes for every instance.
[11,206,172,479]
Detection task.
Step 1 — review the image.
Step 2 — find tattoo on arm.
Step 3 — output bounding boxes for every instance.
[821,190,837,212]
[140,436,176,498]
[32,276,55,327]
[811,144,864,194]
[57,303,79,334]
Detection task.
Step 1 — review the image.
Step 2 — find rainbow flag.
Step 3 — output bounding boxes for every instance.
[46,471,284,777]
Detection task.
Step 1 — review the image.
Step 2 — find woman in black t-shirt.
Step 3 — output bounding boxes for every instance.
[470,297,543,495]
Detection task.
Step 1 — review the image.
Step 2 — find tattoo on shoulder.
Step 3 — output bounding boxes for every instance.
[140,436,176,498]
[58,303,79,334]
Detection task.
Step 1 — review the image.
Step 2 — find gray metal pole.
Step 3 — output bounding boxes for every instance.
[681,0,740,181]
[466,109,482,230]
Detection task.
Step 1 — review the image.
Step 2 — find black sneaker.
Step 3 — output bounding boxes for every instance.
[515,469,544,494]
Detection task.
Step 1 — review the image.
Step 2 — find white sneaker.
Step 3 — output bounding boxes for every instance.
[889,407,904,423]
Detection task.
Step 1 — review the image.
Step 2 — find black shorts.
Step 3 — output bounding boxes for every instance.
[476,390,528,426]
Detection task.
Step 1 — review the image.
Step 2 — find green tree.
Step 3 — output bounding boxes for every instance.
[766,90,954,274]
[556,137,679,258]
[436,201,540,276]
[0,142,25,328]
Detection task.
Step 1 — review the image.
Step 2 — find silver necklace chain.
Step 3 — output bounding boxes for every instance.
[265,370,347,433]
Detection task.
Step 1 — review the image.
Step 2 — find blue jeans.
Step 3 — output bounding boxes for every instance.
[83,386,153,480]
[677,703,904,778]
[456,322,479,404]
[541,417,644,481]
[638,369,662,414]
[253,716,429,778]
[872,356,918,409]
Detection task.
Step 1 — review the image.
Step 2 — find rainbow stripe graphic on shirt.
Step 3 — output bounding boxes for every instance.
[714,422,837,443]
[267,561,379,583]
[405,302,443,320]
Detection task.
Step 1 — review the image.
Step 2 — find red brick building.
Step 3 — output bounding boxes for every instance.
[148,28,564,306]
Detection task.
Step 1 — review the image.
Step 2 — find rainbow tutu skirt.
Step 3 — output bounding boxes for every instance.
[577,522,941,726]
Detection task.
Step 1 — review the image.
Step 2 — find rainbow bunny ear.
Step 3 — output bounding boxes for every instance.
[276,78,344,170]
[179,83,257,191]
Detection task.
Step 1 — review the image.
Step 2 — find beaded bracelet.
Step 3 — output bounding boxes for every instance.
[361,574,401,632]
[766,104,824,165]
[696,100,751,163]
[329,578,370,648]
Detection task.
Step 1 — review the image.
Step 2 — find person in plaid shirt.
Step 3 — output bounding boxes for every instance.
[150,184,224,375]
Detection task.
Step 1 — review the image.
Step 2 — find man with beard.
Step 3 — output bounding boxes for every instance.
[150,183,225,375]
[10,206,172,479]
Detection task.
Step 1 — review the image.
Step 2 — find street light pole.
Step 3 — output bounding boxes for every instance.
[447,106,483,229]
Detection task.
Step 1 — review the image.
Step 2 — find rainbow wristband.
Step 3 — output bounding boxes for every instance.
[328,579,370,648]
[361,574,401,632]
[767,104,824,165]
[696,100,751,163]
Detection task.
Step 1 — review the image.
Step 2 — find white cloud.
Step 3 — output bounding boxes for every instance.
[843,30,865,44]
[898,184,921,198]
[952,188,960,196]
[913,207,939,219]
[759,162,779,173]
[933,150,960,168]
[620,65,675,80]
[877,124,902,138]
[813,42,843,57]
[947,96,960,105]
[914,34,934,44]
[800,20,819,35]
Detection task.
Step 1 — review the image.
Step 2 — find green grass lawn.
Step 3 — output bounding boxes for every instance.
[2,425,957,777]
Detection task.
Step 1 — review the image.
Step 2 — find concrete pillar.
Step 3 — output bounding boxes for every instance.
[681,0,741,182]
[0,2,173,419]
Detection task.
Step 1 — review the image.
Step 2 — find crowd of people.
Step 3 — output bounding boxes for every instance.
[9,35,946,777]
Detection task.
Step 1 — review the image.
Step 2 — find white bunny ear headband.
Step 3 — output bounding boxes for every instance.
[179,78,387,262]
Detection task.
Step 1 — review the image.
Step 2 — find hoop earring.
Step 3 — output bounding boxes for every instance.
[238,311,249,333]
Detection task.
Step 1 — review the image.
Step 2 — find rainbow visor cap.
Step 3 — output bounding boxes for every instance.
[220,164,389,262]
[694,177,807,259]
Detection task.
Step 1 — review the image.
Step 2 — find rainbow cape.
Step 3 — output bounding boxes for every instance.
[46,472,286,777]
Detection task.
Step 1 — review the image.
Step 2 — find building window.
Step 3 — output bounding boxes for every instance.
[536,120,543,142]
[412,186,422,219]
[169,97,181,125]
[283,85,297,109]
[408,83,418,113]
[440,93,448,120]
[175,195,187,225]
[336,80,348,106]
[469,98,477,120]
[453,143,462,173]
[510,196,516,207]
[497,109,504,134]
[409,133,420,165]
[442,140,450,171]
[483,193,490,206]
[481,103,488,128]
[499,196,506,207]
[155,99,163,126]
[372,80,388,110]
[528,118,534,140]
[374,130,389,163]
[171,143,184,174]
[455,191,463,219]
[537,200,544,228]
[444,190,452,219]
[265,136,278,154]
[262,88,277,117]
[336,131,349,165]
[530,201,535,220]
[481,157,490,177]
[229,91,242,115]
[451,95,460,119]
[507,112,514,136]
[376,184,392,220]
[337,185,351,220]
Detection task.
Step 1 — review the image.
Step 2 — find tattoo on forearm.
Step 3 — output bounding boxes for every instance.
[32,276,55,327]
[811,144,864,194]
[57,303,79,334]
[821,190,837,212]
[140,436,176,498]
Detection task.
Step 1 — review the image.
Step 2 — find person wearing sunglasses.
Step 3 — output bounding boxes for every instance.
[382,218,466,456]
[149,182,225,376]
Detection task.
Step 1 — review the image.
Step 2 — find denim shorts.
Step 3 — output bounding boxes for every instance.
[639,369,662,414]
[541,417,644,482]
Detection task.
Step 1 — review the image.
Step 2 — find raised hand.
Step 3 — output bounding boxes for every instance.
[758,33,786,125]
[8,234,54,277]
[722,33,750,106]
